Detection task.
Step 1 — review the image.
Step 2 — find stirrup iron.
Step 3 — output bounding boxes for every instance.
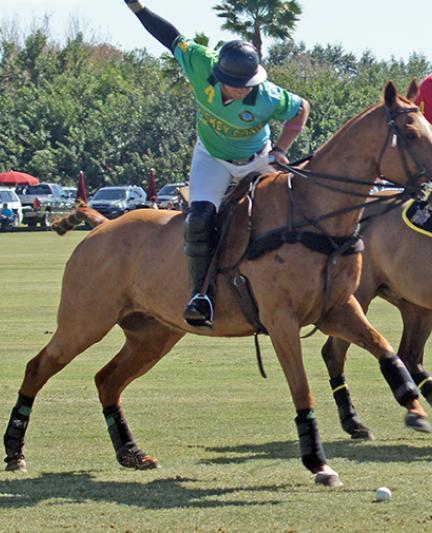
[184,293,214,327]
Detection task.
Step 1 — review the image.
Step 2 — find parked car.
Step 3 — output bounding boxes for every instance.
[157,183,186,209]
[62,186,78,202]
[0,188,23,226]
[89,185,147,219]
[16,182,74,227]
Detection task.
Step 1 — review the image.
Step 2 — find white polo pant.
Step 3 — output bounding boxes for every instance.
[189,138,273,210]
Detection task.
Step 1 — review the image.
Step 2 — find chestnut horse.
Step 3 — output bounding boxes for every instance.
[4,82,432,487]
[322,192,432,439]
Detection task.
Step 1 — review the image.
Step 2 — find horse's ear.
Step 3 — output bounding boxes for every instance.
[406,78,419,102]
[384,81,398,107]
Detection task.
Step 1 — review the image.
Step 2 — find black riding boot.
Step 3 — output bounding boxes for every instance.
[183,201,217,327]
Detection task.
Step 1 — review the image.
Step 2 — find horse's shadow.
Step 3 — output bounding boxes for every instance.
[0,471,290,510]
[1,439,430,510]
[197,438,432,465]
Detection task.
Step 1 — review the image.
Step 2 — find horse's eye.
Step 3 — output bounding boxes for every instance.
[405,129,419,140]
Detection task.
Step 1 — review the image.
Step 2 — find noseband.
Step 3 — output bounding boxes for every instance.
[379,106,430,189]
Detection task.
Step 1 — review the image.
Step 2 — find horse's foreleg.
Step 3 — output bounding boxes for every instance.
[4,323,112,472]
[398,302,432,406]
[320,296,432,433]
[95,317,184,470]
[264,308,342,487]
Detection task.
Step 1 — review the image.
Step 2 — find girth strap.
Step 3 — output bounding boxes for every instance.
[230,274,267,334]
[247,228,364,261]
[228,273,268,378]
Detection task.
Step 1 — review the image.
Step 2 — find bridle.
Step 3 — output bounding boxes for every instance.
[277,104,431,201]
[262,104,432,232]
[377,106,430,191]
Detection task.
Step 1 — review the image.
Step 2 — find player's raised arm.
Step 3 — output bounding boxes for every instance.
[123,1,181,50]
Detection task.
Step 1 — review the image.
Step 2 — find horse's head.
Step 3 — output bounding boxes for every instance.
[378,80,432,189]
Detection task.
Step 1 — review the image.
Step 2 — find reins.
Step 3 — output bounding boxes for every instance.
[279,168,410,338]
[266,105,428,338]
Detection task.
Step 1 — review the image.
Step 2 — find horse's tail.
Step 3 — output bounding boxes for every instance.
[52,201,109,236]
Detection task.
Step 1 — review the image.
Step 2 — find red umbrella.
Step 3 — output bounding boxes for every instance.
[146,168,158,202]
[0,170,40,186]
[76,171,88,203]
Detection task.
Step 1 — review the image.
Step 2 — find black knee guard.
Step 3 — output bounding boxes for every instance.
[4,393,34,460]
[184,201,217,257]
[380,355,419,406]
[295,409,326,472]
[184,201,217,294]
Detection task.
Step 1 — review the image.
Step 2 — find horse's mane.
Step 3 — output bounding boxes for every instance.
[314,92,412,159]
[313,102,381,158]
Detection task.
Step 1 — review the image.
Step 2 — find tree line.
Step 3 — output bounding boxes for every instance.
[0,20,430,191]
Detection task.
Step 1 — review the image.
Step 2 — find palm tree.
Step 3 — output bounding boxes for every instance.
[213,0,302,61]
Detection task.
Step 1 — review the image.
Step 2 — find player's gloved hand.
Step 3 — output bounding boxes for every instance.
[269,146,289,166]
[124,0,145,13]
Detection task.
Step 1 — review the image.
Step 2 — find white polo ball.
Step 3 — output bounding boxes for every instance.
[375,487,392,502]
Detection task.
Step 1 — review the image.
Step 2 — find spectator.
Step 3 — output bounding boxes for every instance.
[416,74,432,124]
[32,197,41,210]
[0,203,14,230]
[147,167,158,206]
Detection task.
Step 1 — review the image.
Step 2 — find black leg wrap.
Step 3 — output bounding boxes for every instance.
[330,376,358,421]
[103,405,159,470]
[295,409,326,472]
[380,355,419,406]
[3,393,34,462]
[330,375,371,437]
[103,405,138,455]
[412,371,432,403]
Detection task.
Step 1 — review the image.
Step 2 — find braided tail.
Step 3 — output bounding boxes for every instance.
[52,202,108,235]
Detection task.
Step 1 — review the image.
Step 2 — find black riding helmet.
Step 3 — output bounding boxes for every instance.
[213,40,267,88]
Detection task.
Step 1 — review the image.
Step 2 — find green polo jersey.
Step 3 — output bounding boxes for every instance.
[173,37,302,161]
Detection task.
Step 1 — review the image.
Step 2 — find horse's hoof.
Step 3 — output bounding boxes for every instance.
[135,454,161,470]
[315,471,343,488]
[351,428,375,441]
[342,416,373,440]
[5,457,27,473]
[405,412,432,433]
[117,448,160,470]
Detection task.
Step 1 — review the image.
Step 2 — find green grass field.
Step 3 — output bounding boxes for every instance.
[1,232,432,532]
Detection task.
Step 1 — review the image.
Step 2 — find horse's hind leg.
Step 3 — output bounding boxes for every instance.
[397,302,432,406]
[4,320,114,472]
[321,336,374,440]
[94,315,184,470]
[320,296,432,433]
[321,281,377,440]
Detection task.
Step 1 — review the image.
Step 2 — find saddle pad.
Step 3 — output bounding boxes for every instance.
[402,199,432,237]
